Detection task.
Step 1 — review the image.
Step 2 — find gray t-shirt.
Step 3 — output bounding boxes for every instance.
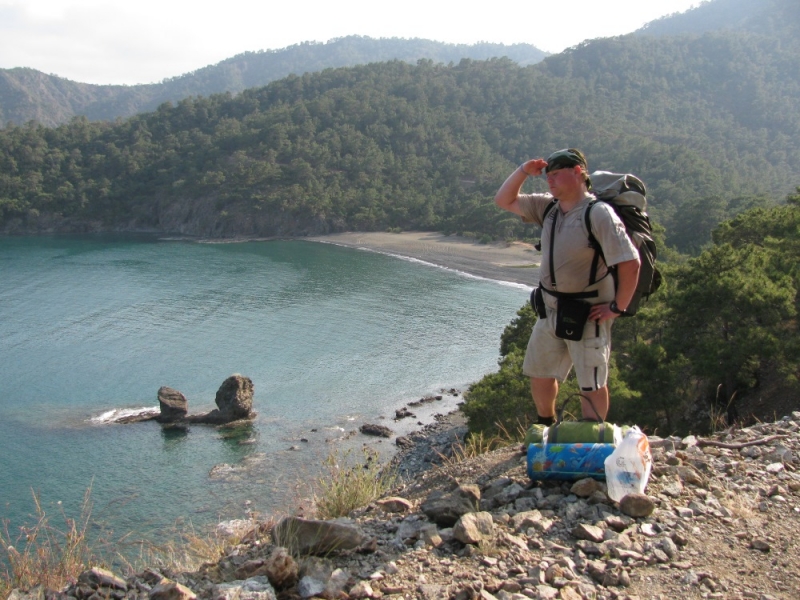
[519,193,638,302]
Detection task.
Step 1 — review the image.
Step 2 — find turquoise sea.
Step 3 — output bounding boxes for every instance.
[0,234,527,541]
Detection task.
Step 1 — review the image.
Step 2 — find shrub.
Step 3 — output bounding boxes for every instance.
[314,449,397,519]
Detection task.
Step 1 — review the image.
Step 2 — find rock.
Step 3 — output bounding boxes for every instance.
[349,581,376,598]
[297,575,325,599]
[420,523,444,547]
[453,511,494,544]
[324,568,350,597]
[751,538,771,552]
[215,374,255,421]
[395,407,415,420]
[214,576,277,600]
[571,523,605,543]
[157,386,188,422]
[377,496,413,513]
[570,477,600,498]
[619,493,656,517]
[421,484,480,526]
[6,589,45,600]
[271,516,368,555]
[150,580,198,600]
[262,547,299,589]
[296,557,333,598]
[360,423,393,437]
[396,436,414,448]
[77,567,127,590]
[660,536,679,559]
[511,509,544,532]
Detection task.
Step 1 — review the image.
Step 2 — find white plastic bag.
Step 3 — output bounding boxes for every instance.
[604,426,652,502]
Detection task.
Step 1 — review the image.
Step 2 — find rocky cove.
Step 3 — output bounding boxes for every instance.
[8,408,800,600]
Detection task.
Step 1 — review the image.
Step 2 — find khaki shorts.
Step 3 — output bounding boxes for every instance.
[522,307,612,391]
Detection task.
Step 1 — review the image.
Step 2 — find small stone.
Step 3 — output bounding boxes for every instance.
[619,493,656,517]
[606,515,633,532]
[660,536,679,559]
[150,581,198,600]
[750,539,771,552]
[349,581,375,598]
[640,523,657,537]
[571,523,605,543]
[570,478,600,498]
[376,497,413,513]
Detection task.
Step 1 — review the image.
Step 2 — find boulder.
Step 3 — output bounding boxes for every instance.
[360,423,393,437]
[271,517,368,555]
[453,512,494,544]
[157,386,188,422]
[215,374,255,421]
[180,375,257,425]
[421,484,480,527]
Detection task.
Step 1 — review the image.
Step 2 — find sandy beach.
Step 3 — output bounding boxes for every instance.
[306,231,541,287]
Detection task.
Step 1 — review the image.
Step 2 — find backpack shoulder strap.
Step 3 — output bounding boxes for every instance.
[533,198,558,252]
[584,199,604,286]
[542,198,557,223]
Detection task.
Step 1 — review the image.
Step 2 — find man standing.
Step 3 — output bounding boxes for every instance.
[495,149,640,424]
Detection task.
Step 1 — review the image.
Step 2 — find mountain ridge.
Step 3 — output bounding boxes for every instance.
[0,37,548,127]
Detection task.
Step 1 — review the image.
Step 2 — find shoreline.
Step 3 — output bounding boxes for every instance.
[5,229,541,288]
[305,231,541,288]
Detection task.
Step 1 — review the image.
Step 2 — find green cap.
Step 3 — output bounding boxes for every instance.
[544,148,588,173]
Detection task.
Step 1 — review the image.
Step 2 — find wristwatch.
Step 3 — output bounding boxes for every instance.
[609,300,627,315]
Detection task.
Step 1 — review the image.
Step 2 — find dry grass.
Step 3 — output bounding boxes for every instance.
[314,448,397,519]
[445,421,524,464]
[124,516,263,574]
[1,489,268,596]
[1,488,104,595]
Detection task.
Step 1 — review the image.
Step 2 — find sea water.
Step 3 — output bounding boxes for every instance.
[0,234,528,541]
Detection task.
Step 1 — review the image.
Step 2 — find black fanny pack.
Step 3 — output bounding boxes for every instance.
[530,286,547,320]
[555,297,591,341]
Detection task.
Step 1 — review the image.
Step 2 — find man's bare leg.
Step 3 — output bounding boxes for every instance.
[531,377,558,422]
[581,386,609,420]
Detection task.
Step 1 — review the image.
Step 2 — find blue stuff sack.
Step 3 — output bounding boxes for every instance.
[527,442,615,481]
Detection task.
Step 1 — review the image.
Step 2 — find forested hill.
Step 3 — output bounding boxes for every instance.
[1,0,798,253]
[0,37,547,127]
[637,0,792,37]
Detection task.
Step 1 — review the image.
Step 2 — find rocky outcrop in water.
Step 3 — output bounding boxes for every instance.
[157,386,189,422]
[181,374,256,425]
[115,375,256,426]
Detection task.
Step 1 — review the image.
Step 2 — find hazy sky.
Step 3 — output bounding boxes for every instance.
[0,0,702,85]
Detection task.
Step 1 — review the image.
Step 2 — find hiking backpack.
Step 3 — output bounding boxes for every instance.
[539,171,662,316]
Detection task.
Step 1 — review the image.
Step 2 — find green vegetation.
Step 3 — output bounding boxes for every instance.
[463,195,800,437]
[314,449,397,519]
[0,37,548,127]
[1,1,799,252]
